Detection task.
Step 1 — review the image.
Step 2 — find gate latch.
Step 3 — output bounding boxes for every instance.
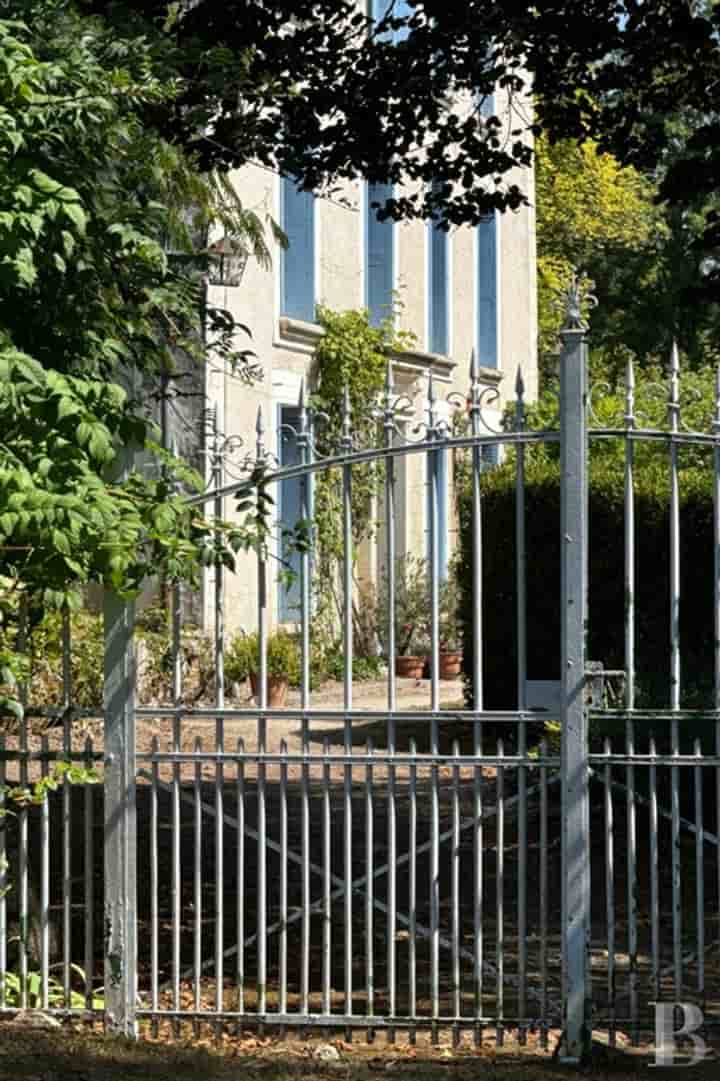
[524,663,626,715]
[585,661,626,708]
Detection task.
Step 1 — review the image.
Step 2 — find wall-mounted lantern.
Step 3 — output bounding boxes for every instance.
[207,235,248,287]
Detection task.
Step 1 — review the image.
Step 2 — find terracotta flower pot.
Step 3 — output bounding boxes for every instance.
[395,655,425,680]
[249,672,289,707]
[439,650,463,680]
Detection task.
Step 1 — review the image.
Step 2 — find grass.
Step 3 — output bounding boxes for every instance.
[0,1027,717,1081]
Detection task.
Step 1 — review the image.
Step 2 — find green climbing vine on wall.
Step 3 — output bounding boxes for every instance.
[310,305,415,658]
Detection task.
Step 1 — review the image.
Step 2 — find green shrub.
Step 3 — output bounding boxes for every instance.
[457,444,717,750]
[323,649,384,683]
[27,611,104,709]
[225,631,301,686]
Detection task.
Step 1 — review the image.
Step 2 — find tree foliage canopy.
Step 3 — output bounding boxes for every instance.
[91,4,720,251]
[536,134,663,359]
[0,4,262,690]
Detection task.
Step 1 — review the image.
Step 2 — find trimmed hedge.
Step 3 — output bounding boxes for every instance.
[457,447,717,748]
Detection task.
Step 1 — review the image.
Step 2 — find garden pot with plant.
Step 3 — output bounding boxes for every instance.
[438,571,463,680]
[225,630,301,707]
[376,554,430,679]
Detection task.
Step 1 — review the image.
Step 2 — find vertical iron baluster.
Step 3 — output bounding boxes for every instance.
[604,739,615,1046]
[255,408,268,1020]
[236,739,245,1015]
[84,735,94,1014]
[171,583,182,1023]
[214,422,225,1022]
[279,740,288,1019]
[539,738,548,1049]
[193,737,202,1014]
[624,354,637,1040]
[17,603,28,1009]
[625,358,636,709]
[496,738,504,1045]
[427,374,440,1043]
[61,609,71,1009]
[559,302,591,1061]
[626,719,638,1040]
[714,367,720,965]
[694,739,705,999]
[452,740,461,1046]
[103,591,137,1037]
[150,735,159,1028]
[515,368,527,1035]
[649,737,660,1003]
[322,737,332,1018]
[365,737,375,1037]
[469,350,484,1044]
[383,367,398,1038]
[301,717,311,1019]
[669,341,682,998]
[299,381,311,1017]
[0,734,5,1010]
[341,385,354,1035]
[40,735,49,1010]
[409,737,418,1042]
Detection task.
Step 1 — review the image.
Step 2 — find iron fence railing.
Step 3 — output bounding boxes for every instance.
[4,287,720,1061]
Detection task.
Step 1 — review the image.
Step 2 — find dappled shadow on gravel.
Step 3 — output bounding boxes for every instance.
[0,1025,701,1081]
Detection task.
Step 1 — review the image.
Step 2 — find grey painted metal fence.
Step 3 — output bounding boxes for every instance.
[3,289,720,1061]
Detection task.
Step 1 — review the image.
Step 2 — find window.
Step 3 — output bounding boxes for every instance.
[278,405,302,620]
[366,182,395,327]
[280,178,315,323]
[477,214,499,368]
[428,187,450,355]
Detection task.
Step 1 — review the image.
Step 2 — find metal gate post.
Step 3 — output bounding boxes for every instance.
[103,592,137,1036]
[559,286,591,1062]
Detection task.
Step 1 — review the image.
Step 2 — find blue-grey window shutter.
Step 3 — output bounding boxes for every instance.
[280,178,315,323]
[278,405,302,621]
[366,183,394,327]
[428,189,449,355]
[477,214,498,368]
[426,447,449,580]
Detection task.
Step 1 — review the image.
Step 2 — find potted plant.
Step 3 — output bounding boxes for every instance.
[438,571,463,679]
[376,555,430,679]
[225,631,301,707]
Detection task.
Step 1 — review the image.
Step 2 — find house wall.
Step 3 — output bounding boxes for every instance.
[202,96,537,636]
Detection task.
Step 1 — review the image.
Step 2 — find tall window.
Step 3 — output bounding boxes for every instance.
[477,214,499,368]
[428,188,450,355]
[280,178,315,323]
[278,405,302,621]
[366,182,395,327]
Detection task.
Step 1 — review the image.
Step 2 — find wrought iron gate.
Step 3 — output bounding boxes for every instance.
[3,288,720,1062]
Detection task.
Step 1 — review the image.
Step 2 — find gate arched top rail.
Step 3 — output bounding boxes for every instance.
[185,428,560,508]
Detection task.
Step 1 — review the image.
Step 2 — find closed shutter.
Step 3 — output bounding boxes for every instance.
[280,178,315,323]
[428,184,449,355]
[426,446,449,580]
[477,214,498,368]
[366,182,394,327]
